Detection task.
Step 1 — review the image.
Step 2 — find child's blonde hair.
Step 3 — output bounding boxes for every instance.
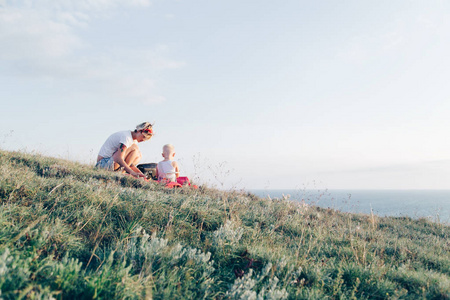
[162,144,175,158]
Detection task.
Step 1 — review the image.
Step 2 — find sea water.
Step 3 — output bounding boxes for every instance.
[249,189,450,224]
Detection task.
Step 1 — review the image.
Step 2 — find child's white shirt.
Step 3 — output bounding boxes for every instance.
[157,160,176,182]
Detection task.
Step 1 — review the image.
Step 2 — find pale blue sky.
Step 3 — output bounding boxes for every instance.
[1,0,450,189]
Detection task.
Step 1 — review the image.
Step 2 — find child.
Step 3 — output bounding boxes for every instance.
[156,144,179,182]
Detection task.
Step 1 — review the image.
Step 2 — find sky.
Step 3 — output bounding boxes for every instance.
[1,0,450,190]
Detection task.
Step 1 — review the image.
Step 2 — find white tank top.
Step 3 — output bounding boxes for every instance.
[157,160,176,182]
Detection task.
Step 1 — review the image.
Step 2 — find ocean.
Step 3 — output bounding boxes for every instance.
[249,189,450,224]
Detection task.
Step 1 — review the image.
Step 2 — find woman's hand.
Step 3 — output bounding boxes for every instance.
[130,171,146,178]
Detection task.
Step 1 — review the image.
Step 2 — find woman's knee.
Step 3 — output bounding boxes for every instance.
[137,152,142,160]
[125,144,142,164]
[131,145,142,159]
[134,151,142,164]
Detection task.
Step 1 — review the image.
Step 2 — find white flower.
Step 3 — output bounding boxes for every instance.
[213,220,244,248]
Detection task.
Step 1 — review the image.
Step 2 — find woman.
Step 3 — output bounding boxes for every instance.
[96,122,153,178]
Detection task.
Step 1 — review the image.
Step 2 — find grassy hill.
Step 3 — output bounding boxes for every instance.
[0,149,449,299]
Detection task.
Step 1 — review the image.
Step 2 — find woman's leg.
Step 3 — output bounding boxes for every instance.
[124,143,142,167]
[112,144,142,171]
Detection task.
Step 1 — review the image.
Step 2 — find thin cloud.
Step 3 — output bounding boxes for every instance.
[0,0,183,105]
[112,46,186,71]
[336,9,450,64]
[0,7,84,60]
[164,13,175,20]
[57,11,90,28]
[10,0,151,11]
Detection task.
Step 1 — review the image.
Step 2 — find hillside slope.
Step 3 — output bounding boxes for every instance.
[0,150,449,299]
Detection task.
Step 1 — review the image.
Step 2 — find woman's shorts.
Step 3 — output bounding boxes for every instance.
[95,157,114,171]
